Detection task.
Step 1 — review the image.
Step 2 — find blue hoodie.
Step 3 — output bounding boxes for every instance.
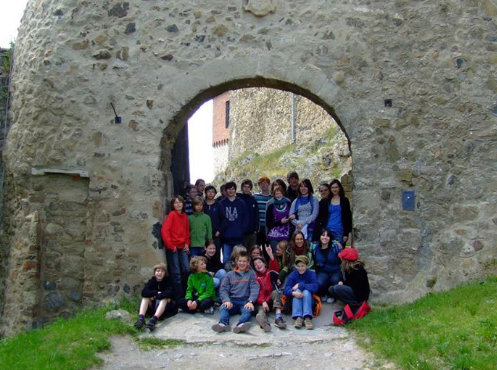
[219,196,248,244]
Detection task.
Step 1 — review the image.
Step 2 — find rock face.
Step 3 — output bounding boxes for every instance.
[1,0,497,336]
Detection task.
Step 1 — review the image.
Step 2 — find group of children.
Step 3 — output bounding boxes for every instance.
[135,174,369,332]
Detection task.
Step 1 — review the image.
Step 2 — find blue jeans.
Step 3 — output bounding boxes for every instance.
[292,289,314,318]
[316,271,342,296]
[165,248,190,298]
[329,284,362,309]
[268,239,279,254]
[190,247,204,257]
[222,243,236,264]
[213,269,227,288]
[218,299,253,325]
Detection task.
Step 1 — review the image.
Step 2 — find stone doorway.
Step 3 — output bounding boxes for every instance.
[160,82,353,220]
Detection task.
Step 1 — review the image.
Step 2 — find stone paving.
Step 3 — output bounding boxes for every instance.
[97,303,379,370]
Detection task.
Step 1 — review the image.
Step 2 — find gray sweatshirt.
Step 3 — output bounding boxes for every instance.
[219,268,259,303]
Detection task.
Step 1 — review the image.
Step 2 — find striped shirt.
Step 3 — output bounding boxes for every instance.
[254,192,272,227]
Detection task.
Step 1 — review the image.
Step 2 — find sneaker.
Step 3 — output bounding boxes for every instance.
[204,306,215,315]
[233,322,252,334]
[274,317,287,329]
[145,319,157,332]
[327,297,335,304]
[212,323,231,333]
[256,312,271,332]
[294,317,304,329]
[134,317,145,329]
[304,317,314,330]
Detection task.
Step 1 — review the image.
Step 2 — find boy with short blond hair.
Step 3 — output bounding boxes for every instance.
[134,263,177,331]
[212,251,259,333]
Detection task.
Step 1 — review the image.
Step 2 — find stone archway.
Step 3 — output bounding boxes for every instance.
[3,0,495,336]
[158,56,350,204]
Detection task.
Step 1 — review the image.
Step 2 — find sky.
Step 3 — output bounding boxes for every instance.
[0,0,28,48]
[0,0,215,182]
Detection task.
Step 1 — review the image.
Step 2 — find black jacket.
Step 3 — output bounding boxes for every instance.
[141,275,174,300]
[313,196,352,241]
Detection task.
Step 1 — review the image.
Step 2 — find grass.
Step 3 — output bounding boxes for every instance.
[138,337,186,350]
[2,279,496,369]
[0,300,137,370]
[350,277,497,369]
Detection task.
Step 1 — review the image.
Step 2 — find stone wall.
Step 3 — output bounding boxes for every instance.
[1,0,497,335]
[229,88,339,159]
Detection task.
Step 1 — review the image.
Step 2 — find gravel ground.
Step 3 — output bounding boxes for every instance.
[96,303,384,370]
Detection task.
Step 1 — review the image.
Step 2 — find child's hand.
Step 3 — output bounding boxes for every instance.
[288,214,296,220]
[244,302,254,311]
[292,283,299,291]
[265,244,274,259]
[277,279,282,287]
[338,281,343,285]
[292,291,303,298]
[262,302,269,312]
[223,301,233,309]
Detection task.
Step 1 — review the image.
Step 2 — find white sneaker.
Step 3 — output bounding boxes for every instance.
[204,306,215,315]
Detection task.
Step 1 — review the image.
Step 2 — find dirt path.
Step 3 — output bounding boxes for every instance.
[97,303,380,369]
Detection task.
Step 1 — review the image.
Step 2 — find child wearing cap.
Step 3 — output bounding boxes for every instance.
[134,263,178,332]
[328,248,370,311]
[283,255,318,330]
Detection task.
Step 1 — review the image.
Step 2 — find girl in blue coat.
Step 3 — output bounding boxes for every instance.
[283,255,318,330]
[312,228,343,300]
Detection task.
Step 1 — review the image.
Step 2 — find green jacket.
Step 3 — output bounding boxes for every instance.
[188,212,212,247]
[185,272,217,302]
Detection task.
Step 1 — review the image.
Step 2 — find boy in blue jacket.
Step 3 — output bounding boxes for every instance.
[284,255,318,330]
[212,251,259,333]
[219,181,248,263]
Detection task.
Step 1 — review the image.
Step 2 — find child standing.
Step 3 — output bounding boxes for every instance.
[189,197,213,257]
[161,196,190,300]
[284,255,318,330]
[178,256,217,314]
[212,251,259,333]
[328,248,370,311]
[134,263,178,331]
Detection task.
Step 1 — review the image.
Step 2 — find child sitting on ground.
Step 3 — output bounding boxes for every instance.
[177,256,217,314]
[212,251,259,334]
[283,255,318,330]
[134,263,178,331]
[224,245,247,272]
[204,241,226,289]
[328,248,370,311]
[253,255,286,331]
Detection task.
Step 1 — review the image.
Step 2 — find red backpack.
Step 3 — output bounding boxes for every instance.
[333,301,371,325]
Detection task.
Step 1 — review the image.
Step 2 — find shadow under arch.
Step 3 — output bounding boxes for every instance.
[160,57,352,199]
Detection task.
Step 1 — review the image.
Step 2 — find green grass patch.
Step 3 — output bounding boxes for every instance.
[0,302,136,370]
[137,337,186,350]
[351,277,497,369]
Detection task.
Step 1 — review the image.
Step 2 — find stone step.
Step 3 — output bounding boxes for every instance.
[149,302,351,347]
